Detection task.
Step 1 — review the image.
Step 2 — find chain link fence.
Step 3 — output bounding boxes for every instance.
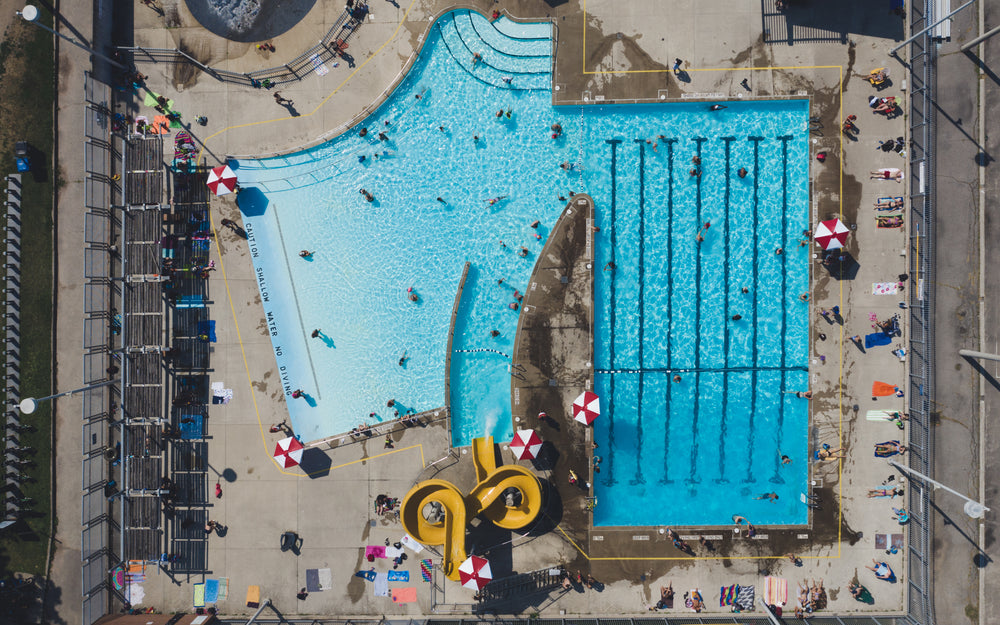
[81,71,115,625]
[902,0,936,624]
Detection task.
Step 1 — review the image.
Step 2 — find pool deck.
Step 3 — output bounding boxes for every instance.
[44,0,940,620]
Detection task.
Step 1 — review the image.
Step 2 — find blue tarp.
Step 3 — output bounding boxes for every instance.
[865,332,893,349]
[179,414,203,439]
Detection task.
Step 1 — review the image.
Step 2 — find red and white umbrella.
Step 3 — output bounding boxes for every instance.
[510,429,543,460]
[572,391,600,425]
[206,164,238,196]
[458,555,493,590]
[814,218,849,251]
[273,436,304,468]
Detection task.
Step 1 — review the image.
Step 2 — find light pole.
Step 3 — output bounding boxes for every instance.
[15,4,126,70]
[888,459,990,519]
[18,379,117,414]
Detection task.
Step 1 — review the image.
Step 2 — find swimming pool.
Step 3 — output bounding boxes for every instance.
[235,11,811,526]
[588,104,811,527]
[234,10,557,444]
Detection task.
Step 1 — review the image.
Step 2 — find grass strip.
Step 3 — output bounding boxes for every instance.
[0,11,56,575]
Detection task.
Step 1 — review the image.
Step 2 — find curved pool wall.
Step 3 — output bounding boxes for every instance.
[235,10,811,527]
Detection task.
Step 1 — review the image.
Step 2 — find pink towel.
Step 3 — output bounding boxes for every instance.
[392,587,417,603]
[365,545,386,560]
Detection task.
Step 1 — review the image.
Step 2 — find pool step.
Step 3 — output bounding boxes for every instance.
[437,12,551,91]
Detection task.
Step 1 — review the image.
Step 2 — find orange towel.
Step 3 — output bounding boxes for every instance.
[872,381,897,397]
[246,584,260,607]
[391,587,417,603]
[152,115,171,134]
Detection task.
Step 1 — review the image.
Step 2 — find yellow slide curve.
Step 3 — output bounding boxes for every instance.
[401,437,543,581]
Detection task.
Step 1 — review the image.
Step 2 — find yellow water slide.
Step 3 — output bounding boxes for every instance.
[400,479,467,579]
[400,437,544,580]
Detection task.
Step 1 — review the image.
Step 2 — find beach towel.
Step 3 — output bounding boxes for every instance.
[152,115,171,134]
[892,533,904,550]
[875,533,889,549]
[874,168,904,181]
[865,332,893,349]
[373,572,389,597]
[197,320,217,342]
[388,570,409,582]
[867,409,904,421]
[366,545,387,559]
[873,282,899,295]
[763,576,787,606]
[392,587,417,603]
[872,381,898,396]
[401,534,424,553]
[878,215,904,228]
[736,585,755,610]
[875,196,904,211]
[420,559,432,582]
[204,579,219,603]
[720,583,738,606]
[355,569,377,581]
[306,569,321,592]
[246,585,260,608]
[144,91,174,110]
[309,53,330,76]
[125,584,144,605]
[318,568,332,591]
[218,578,229,600]
[385,545,404,559]
[193,583,205,607]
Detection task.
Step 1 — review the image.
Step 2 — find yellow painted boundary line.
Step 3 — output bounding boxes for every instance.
[203,0,425,477]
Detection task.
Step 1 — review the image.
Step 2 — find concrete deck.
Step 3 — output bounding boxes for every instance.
[41,0,957,621]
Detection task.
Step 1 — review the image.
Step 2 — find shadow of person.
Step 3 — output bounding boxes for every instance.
[282,103,301,117]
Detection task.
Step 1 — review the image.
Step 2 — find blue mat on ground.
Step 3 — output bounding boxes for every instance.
[179,414,204,440]
[355,569,377,581]
[204,579,219,603]
[197,320,217,342]
[388,570,409,582]
[865,332,893,349]
[306,569,321,592]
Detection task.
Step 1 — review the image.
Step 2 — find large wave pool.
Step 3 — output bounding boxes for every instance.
[235,10,811,527]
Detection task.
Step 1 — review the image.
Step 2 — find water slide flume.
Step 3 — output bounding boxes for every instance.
[401,437,542,580]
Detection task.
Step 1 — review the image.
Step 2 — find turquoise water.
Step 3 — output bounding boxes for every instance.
[589,105,811,527]
[234,10,811,527]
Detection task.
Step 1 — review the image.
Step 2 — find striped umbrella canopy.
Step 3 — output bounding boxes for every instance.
[572,391,600,425]
[458,555,492,591]
[510,429,543,460]
[814,218,849,251]
[206,164,238,196]
[273,436,304,468]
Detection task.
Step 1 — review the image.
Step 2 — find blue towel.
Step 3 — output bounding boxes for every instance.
[355,570,377,581]
[388,570,409,582]
[197,320,217,342]
[204,579,219,603]
[865,332,893,349]
[179,414,203,440]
